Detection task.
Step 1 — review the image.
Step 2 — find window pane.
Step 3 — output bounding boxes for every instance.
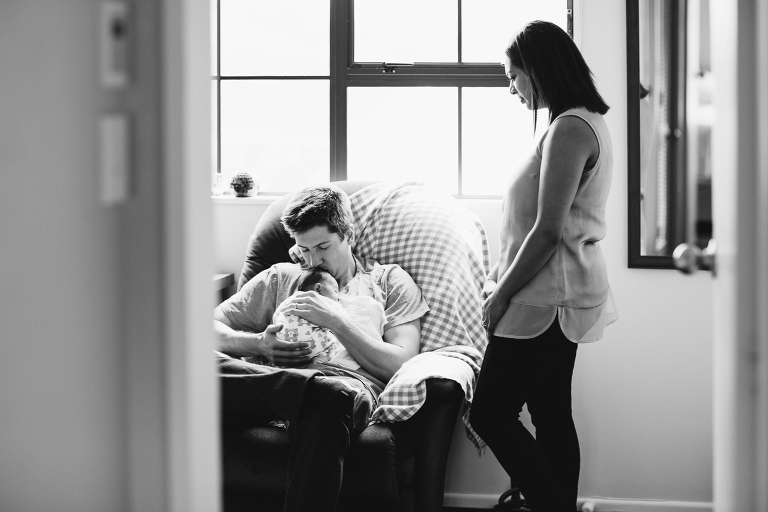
[354,0,458,63]
[348,88,458,194]
[461,87,548,196]
[462,0,566,63]
[220,0,329,76]
[211,0,217,75]
[220,80,329,193]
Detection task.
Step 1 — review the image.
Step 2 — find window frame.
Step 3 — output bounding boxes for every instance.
[213,0,574,197]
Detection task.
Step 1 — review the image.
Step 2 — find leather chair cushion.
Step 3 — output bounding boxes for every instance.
[222,422,414,504]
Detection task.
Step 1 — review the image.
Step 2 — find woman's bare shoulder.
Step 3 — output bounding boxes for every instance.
[543,115,599,161]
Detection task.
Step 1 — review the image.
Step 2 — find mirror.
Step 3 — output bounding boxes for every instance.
[627,0,713,268]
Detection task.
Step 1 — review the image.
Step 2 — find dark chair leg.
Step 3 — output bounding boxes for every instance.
[405,379,464,512]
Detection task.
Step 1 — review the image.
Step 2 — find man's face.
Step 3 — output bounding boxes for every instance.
[294,225,353,283]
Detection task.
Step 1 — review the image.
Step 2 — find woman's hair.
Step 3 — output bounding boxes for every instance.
[506,20,609,130]
[296,268,336,293]
[280,185,355,242]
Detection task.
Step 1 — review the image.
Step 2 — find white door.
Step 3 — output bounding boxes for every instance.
[707,1,768,510]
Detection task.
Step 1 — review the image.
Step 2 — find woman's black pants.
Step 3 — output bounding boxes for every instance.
[470,318,579,512]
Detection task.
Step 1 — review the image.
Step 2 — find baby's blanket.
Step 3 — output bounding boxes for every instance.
[349,182,489,450]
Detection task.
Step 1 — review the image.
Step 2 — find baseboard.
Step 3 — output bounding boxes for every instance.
[573,498,712,512]
[443,493,713,512]
[443,492,501,509]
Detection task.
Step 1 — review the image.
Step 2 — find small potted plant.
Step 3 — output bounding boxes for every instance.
[230,172,256,197]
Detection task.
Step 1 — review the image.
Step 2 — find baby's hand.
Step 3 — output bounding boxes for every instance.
[288,244,311,269]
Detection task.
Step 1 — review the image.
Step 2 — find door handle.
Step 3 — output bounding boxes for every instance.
[673,239,717,276]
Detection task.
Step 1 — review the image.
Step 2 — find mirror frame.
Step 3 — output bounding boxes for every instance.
[626,0,680,269]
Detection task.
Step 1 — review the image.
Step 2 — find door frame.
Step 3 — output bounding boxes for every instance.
[710,0,768,510]
[162,1,219,511]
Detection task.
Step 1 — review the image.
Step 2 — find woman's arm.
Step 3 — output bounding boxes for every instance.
[482,261,500,299]
[484,116,599,333]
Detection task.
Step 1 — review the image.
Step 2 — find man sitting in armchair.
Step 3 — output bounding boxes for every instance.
[214,184,429,512]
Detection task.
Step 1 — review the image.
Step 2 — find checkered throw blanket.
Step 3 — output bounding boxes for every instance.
[349,182,489,450]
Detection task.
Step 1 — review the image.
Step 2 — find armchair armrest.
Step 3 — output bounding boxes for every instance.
[403,378,464,512]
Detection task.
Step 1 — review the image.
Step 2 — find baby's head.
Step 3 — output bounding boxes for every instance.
[296,268,339,300]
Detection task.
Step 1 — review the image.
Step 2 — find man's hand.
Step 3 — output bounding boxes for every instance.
[281,291,348,331]
[213,315,312,366]
[259,323,313,367]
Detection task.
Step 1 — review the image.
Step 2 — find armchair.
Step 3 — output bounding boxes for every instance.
[221,181,487,512]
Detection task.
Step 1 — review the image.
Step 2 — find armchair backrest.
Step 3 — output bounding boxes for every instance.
[238,180,489,361]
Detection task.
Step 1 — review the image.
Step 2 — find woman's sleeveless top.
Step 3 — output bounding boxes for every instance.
[494,107,618,343]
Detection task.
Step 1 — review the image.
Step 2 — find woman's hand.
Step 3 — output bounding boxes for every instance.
[282,291,348,331]
[482,292,507,338]
[481,279,497,299]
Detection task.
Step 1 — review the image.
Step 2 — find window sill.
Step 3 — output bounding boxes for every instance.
[212,194,283,205]
[212,194,500,206]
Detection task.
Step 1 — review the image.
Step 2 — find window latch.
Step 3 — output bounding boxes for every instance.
[382,62,413,73]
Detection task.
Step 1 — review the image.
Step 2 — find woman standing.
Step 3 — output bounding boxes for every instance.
[470,21,618,512]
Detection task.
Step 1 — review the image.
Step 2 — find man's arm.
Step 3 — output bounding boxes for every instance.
[331,315,420,382]
[214,264,314,366]
[214,302,313,367]
[282,265,426,382]
[279,291,420,381]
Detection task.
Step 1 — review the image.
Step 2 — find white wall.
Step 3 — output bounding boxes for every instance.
[0,1,168,511]
[212,0,715,507]
[0,2,126,510]
[576,0,713,503]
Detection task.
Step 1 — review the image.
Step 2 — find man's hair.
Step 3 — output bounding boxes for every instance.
[280,185,355,242]
[296,268,336,293]
[506,20,609,130]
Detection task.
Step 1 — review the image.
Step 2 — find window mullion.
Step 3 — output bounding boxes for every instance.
[458,87,463,195]
[458,0,462,63]
[216,0,221,176]
[458,1,462,194]
[330,0,350,181]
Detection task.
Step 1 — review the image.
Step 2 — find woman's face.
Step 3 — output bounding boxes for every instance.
[503,56,534,110]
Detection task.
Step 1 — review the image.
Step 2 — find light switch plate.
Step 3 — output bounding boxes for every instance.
[99,114,131,205]
[100,1,130,89]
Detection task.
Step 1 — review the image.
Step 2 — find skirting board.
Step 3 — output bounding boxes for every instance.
[443,493,713,512]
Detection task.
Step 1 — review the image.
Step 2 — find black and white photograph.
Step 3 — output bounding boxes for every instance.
[1,1,766,511]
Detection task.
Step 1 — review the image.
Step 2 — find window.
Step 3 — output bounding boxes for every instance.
[212,0,571,196]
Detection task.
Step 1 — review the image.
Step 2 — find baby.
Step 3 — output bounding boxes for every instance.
[273,268,386,370]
